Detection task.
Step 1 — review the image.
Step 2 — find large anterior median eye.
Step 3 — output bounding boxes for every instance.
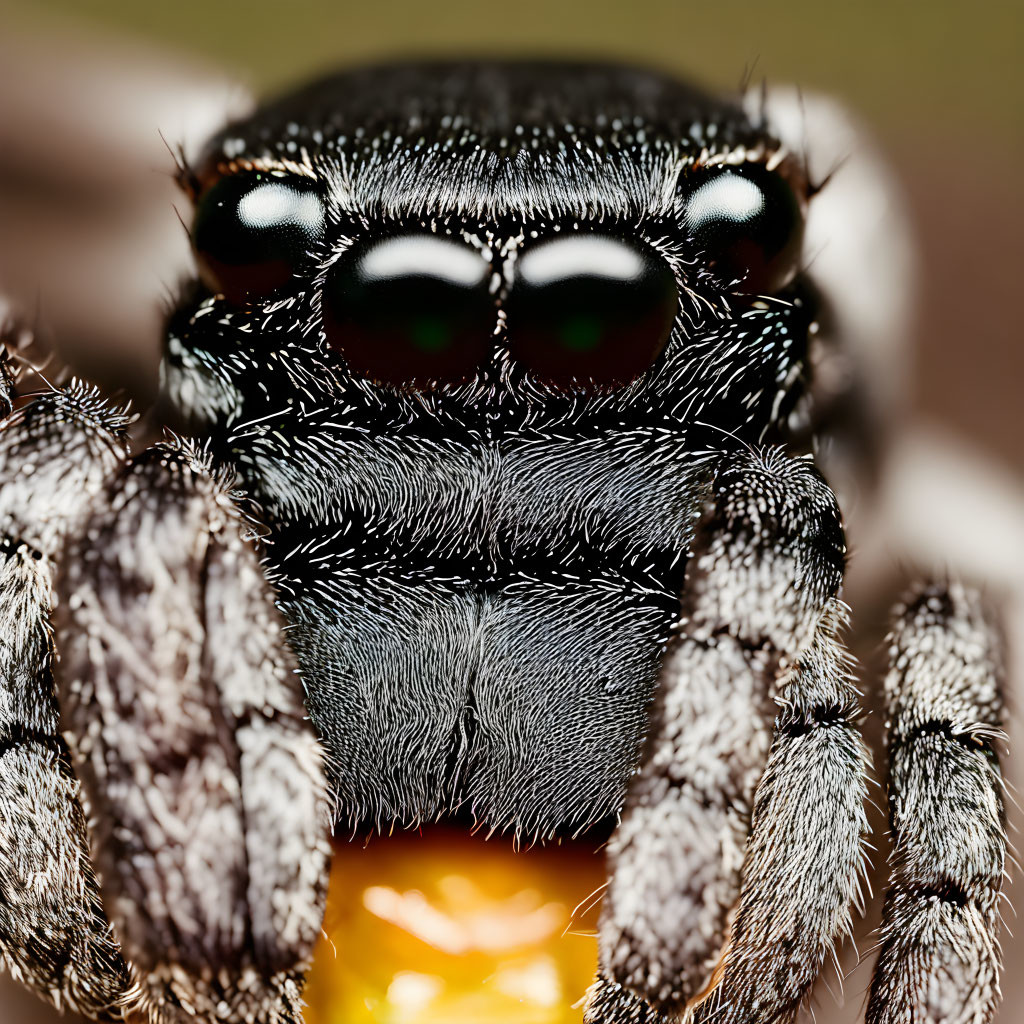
[324,234,494,387]
[192,172,326,304]
[683,164,804,293]
[507,235,679,389]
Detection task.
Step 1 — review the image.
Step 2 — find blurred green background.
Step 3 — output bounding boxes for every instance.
[4,0,1022,470]
[7,0,1021,132]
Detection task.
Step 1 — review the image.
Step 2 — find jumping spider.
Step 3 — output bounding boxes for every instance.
[0,62,1010,1024]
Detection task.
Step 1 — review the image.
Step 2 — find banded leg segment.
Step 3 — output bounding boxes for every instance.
[587,450,870,1024]
[586,554,779,1019]
[0,384,136,1017]
[691,611,869,1024]
[54,442,332,1024]
[867,584,1006,1024]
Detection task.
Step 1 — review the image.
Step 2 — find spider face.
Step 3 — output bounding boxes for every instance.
[161,63,816,840]
[1,57,1009,1024]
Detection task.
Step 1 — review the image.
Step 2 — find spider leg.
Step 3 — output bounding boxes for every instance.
[586,450,870,1023]
[0,379,136,1016]
[52,440,332,1024]
[866,583,1006,1024]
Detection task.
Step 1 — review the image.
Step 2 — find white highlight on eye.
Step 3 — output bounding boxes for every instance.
[687,173,765,226]
[360,235,489,286]
[237,182,325,236]
[518,235,645,284]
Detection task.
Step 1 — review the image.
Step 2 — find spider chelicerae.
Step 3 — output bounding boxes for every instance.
[0,61,1012,1024]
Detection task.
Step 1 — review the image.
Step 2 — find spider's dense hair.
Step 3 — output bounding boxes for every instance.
[198,62,776,220]
[163,62,819,840]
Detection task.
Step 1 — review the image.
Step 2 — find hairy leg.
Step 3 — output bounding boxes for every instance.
[0,328,332,1023]
[54,441,332,1024]
[586,450,870,1023]
[867,583,1006,1024]
[0,377,137,1017]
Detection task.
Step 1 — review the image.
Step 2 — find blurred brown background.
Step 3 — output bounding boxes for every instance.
[0,1,1021,1023]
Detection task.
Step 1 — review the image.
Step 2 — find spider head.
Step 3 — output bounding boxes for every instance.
[157,63,825,846]
[161,61,816,451]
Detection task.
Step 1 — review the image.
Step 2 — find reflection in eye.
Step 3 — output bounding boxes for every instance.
[508,235,678,389]
[686,174,765,227]
[236,183,325,235]
[683,165,804,294]
[358,235,488,287]
[516,235,649,285]
[192,173,326,304]
[324,234,495,387]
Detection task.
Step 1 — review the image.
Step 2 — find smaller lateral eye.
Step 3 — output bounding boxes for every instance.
[192,173,325,304]
[507,235,679,389]
[324,234,495,387]
[683,165,804,294]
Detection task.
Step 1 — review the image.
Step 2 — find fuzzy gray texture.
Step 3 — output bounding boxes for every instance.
[867,584,1006,1024]
[0,366,331,1023]
[587,450,870,1023]
[0,386,135,1019]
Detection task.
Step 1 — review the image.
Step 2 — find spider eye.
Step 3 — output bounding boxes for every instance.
[507,235,678,389]
[192,173,326,304]
[324,234,494,387]
[683,165,804,293]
